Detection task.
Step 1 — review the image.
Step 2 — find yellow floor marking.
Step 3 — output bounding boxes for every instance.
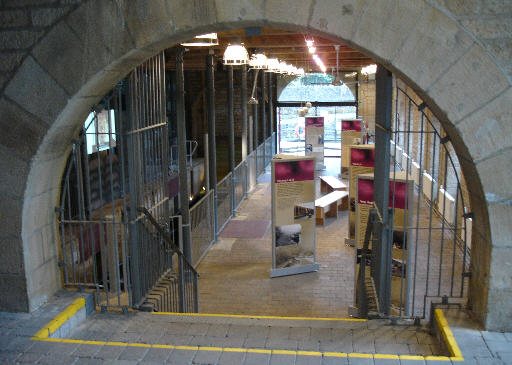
[435,308,464,359]
[31,297,85,340]
[30,300,462,362]
[31,337,459,361]
[374,354,399,359]
[152,311,366,322]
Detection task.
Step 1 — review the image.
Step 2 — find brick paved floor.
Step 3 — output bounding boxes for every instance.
[197,165,356,318]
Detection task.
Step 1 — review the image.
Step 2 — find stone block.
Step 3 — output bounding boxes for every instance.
[0,273,29,312]
[309,0,366,40]
[0,236,24,275]
[0,10,29,28]
[455,88,512,162]
[21,191,54,246]
[117,0,174,50]
[477,148,512,203]
[0,29,42,49]
[26,230,46,273]
[482,38,512,81]
[461,17,512,40]
[428,44,509,124]
[31,7,69,27]
[353,0,425,63]
[489,247,512,290]
[215,0,264,24]
[167,0,216,32]
[24,156,63,199]
[0,97,48,160]
[485,287,512,332]
[393,5,473,92]
[487,202,512,248]
[0,148,30,198]
[65,0,135,74]
[32,21,89,96]
[27,257,60,311]
[0,192,23,235]
[265,0,312,29]
[4,0,56,6]
[4,56,68,126]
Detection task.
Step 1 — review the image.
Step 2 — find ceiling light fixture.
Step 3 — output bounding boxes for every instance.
[248,53,268,69]
[181,33,218,47]
[265,58,280,72]
[223,44,249,65]
[361,64,377,75]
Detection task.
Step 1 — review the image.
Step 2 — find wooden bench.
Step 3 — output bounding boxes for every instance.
[320,175,347,193]
[315,190,349,225]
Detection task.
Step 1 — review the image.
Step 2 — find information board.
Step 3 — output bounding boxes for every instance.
[271,155,319,278]
[305,116,325,170]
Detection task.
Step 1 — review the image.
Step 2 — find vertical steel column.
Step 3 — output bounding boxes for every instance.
[260,67,266,143]
[176,50,192,263]
[206,54,218,238]
[260,68,266,168]
[268,72,274,151]
[227,66,235,215]
[241,65,249,196]
[241,65,248,161]
[373,64,393,315]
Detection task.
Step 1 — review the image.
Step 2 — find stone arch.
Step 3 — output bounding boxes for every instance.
[3,0,510,330]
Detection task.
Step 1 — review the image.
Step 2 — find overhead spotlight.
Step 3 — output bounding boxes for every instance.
[308,47,316,54]
[305,40,314,47]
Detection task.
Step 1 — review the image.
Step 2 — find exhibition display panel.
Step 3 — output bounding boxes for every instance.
[271,155,319,278]
[348,144,375,239]
[341,119,364,172]
[305,116,325,170]
[355,171,414,312]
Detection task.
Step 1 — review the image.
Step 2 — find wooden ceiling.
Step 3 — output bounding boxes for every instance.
[165,28,374,72]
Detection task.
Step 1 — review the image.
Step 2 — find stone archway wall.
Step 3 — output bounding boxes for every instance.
[0,0,510,330]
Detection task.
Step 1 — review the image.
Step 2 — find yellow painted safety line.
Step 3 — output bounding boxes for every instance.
[31,337,459,361]
[152,311,367,322]
[434,308,464,361]
[30,300,461,362]
[31,298,86,340]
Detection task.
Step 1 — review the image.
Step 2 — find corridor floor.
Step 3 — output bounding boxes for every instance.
[197,161,355,318]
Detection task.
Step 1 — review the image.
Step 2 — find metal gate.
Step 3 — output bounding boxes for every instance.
[358,72,470,320]
[57,53,198,311]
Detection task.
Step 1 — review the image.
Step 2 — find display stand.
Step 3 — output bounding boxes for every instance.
[305,116,325,170]
[355,171,414,314]
[341,119,364,175]
[271,155,319,278]
[348,144,375,241]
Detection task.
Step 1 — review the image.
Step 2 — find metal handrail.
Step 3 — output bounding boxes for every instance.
[136,207,198,275]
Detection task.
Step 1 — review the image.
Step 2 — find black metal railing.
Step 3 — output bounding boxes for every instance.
[138,207,198,313]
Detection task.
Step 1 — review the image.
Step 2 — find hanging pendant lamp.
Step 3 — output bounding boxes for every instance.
[223,44,249,65]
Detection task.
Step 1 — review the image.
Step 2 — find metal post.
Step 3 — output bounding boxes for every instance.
[206,54,218,238]
[260,67,266,143]
[204,133,210,191]
[227,66,235,215]
[241,65,248,161]
[176,50,192,263]
[373,64,393,315]
[268,72,274,153]
[241,65,249,196]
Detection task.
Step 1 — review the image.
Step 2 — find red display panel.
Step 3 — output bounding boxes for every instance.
[274,159,315,183]
[350,148,375,167]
